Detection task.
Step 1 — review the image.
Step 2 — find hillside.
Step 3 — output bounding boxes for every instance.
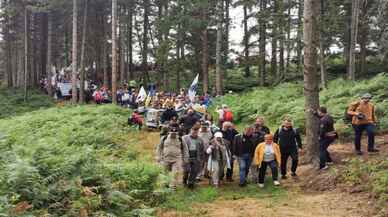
[211,73,388,137]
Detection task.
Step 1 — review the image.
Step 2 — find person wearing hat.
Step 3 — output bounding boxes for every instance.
[253,134,281,188]
[182,125,205,189]
[197,121,214,180]
[347,93,378,155]
[207,132,231,187]
[156,124,189,191]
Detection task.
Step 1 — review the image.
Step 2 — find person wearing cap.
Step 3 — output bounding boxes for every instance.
[182,125,205,189]
[197,121,214,180]
[274,118,302,179]
[156,124,189,190]
[207,132,231,187]
[347,93,378,155]
[253,134,281,188]
[233,127,256,187]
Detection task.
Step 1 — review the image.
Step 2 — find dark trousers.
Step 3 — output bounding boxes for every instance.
[226,158,234,180]
[258,160,279,184]
[183,160,200,186]
[319,138,334,169]
[353,124,375,151]
[280,149,298,176]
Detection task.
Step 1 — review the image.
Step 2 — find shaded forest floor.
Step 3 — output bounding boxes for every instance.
[135,130,388,217]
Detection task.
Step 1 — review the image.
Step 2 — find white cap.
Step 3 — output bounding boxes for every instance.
[214,132,223,138]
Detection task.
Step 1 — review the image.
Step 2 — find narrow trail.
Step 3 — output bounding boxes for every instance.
[140,130,387,217]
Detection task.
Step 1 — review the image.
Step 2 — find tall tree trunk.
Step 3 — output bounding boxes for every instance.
[47,11,53,97]
[296,0,304,74]
[278,0,285,79]
[127,1,134,81]
[359,0,368,76]
[215,0,223,96]
[102,13,109,88]
[303,0,320,164]
[201,2,209,94]
[285,0,292,75]
[243,3,250,77]
[319,0,327,88]
[24,7,29,102]
[112,0,118,104]
[259,0,267,86]
[348,0,360,81]
[223,0,230,70]
[72,0,78,103]
[142,0,150,86]
[79,0,88,103]
[271,0,278,78]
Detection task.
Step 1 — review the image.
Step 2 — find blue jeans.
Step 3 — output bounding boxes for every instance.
[353,124,375,151]
[238,154,252,184]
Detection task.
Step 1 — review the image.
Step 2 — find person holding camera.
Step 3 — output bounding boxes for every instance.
[206,132,230,187]
[347,93,378,155]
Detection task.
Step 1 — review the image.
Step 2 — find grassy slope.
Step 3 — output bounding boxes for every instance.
[0,105,165,217]
[0,88,54,119]
[211,73,388,136]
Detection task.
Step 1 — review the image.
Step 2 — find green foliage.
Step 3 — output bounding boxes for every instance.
[162,182,287,212]
[342,158,388,211]
[211,73,388,135]
[0,88,54,119]
[0,105,166,216]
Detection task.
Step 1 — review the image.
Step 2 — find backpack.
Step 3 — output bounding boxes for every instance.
[344,102,360,123]
[224,110,234,122]
[159,136,184,154]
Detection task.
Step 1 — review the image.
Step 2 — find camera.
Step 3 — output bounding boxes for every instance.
[356,113,366,120]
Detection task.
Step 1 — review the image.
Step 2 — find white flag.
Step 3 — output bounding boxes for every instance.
[136,86,147,103]
[188,74,199,102]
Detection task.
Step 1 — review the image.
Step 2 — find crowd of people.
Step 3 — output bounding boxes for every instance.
[154,92,379,191]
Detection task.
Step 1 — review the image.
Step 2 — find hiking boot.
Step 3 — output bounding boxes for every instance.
[291,172,297,177]
[320,165,329,170]
[258,183,265,188]
[368,149,379,153]
[327,161,334,165]
[274,181,280,186]
[281,175,288,180]
[355,150,363,156]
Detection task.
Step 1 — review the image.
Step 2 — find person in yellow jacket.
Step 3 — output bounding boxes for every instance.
[347,93,379,155]
[253,134,281,188]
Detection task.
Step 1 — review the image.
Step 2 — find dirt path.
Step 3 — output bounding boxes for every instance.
[150,131,387,217]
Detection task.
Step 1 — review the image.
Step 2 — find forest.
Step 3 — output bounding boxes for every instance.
[0,0,388,217]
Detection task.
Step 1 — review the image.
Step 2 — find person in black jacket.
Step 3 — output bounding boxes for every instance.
[179,108,201,134]
[252,117,271,145]
[161,104,178,124]
[274,119,303,179]
[316,107,338,170]
[233,127,256,186]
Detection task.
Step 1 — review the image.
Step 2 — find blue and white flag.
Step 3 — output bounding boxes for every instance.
[188,74,199,103]
[136,86,147,103]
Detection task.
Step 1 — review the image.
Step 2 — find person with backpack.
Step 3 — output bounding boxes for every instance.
[182,125,205,189]
[156,124,188,191]
[233,127,256,187]
[314,107,338,170]
[207,132,231,187]
[274,118,302,179]
[223,105,234,123]
[253,134,281,188]
[347,93,378,155]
